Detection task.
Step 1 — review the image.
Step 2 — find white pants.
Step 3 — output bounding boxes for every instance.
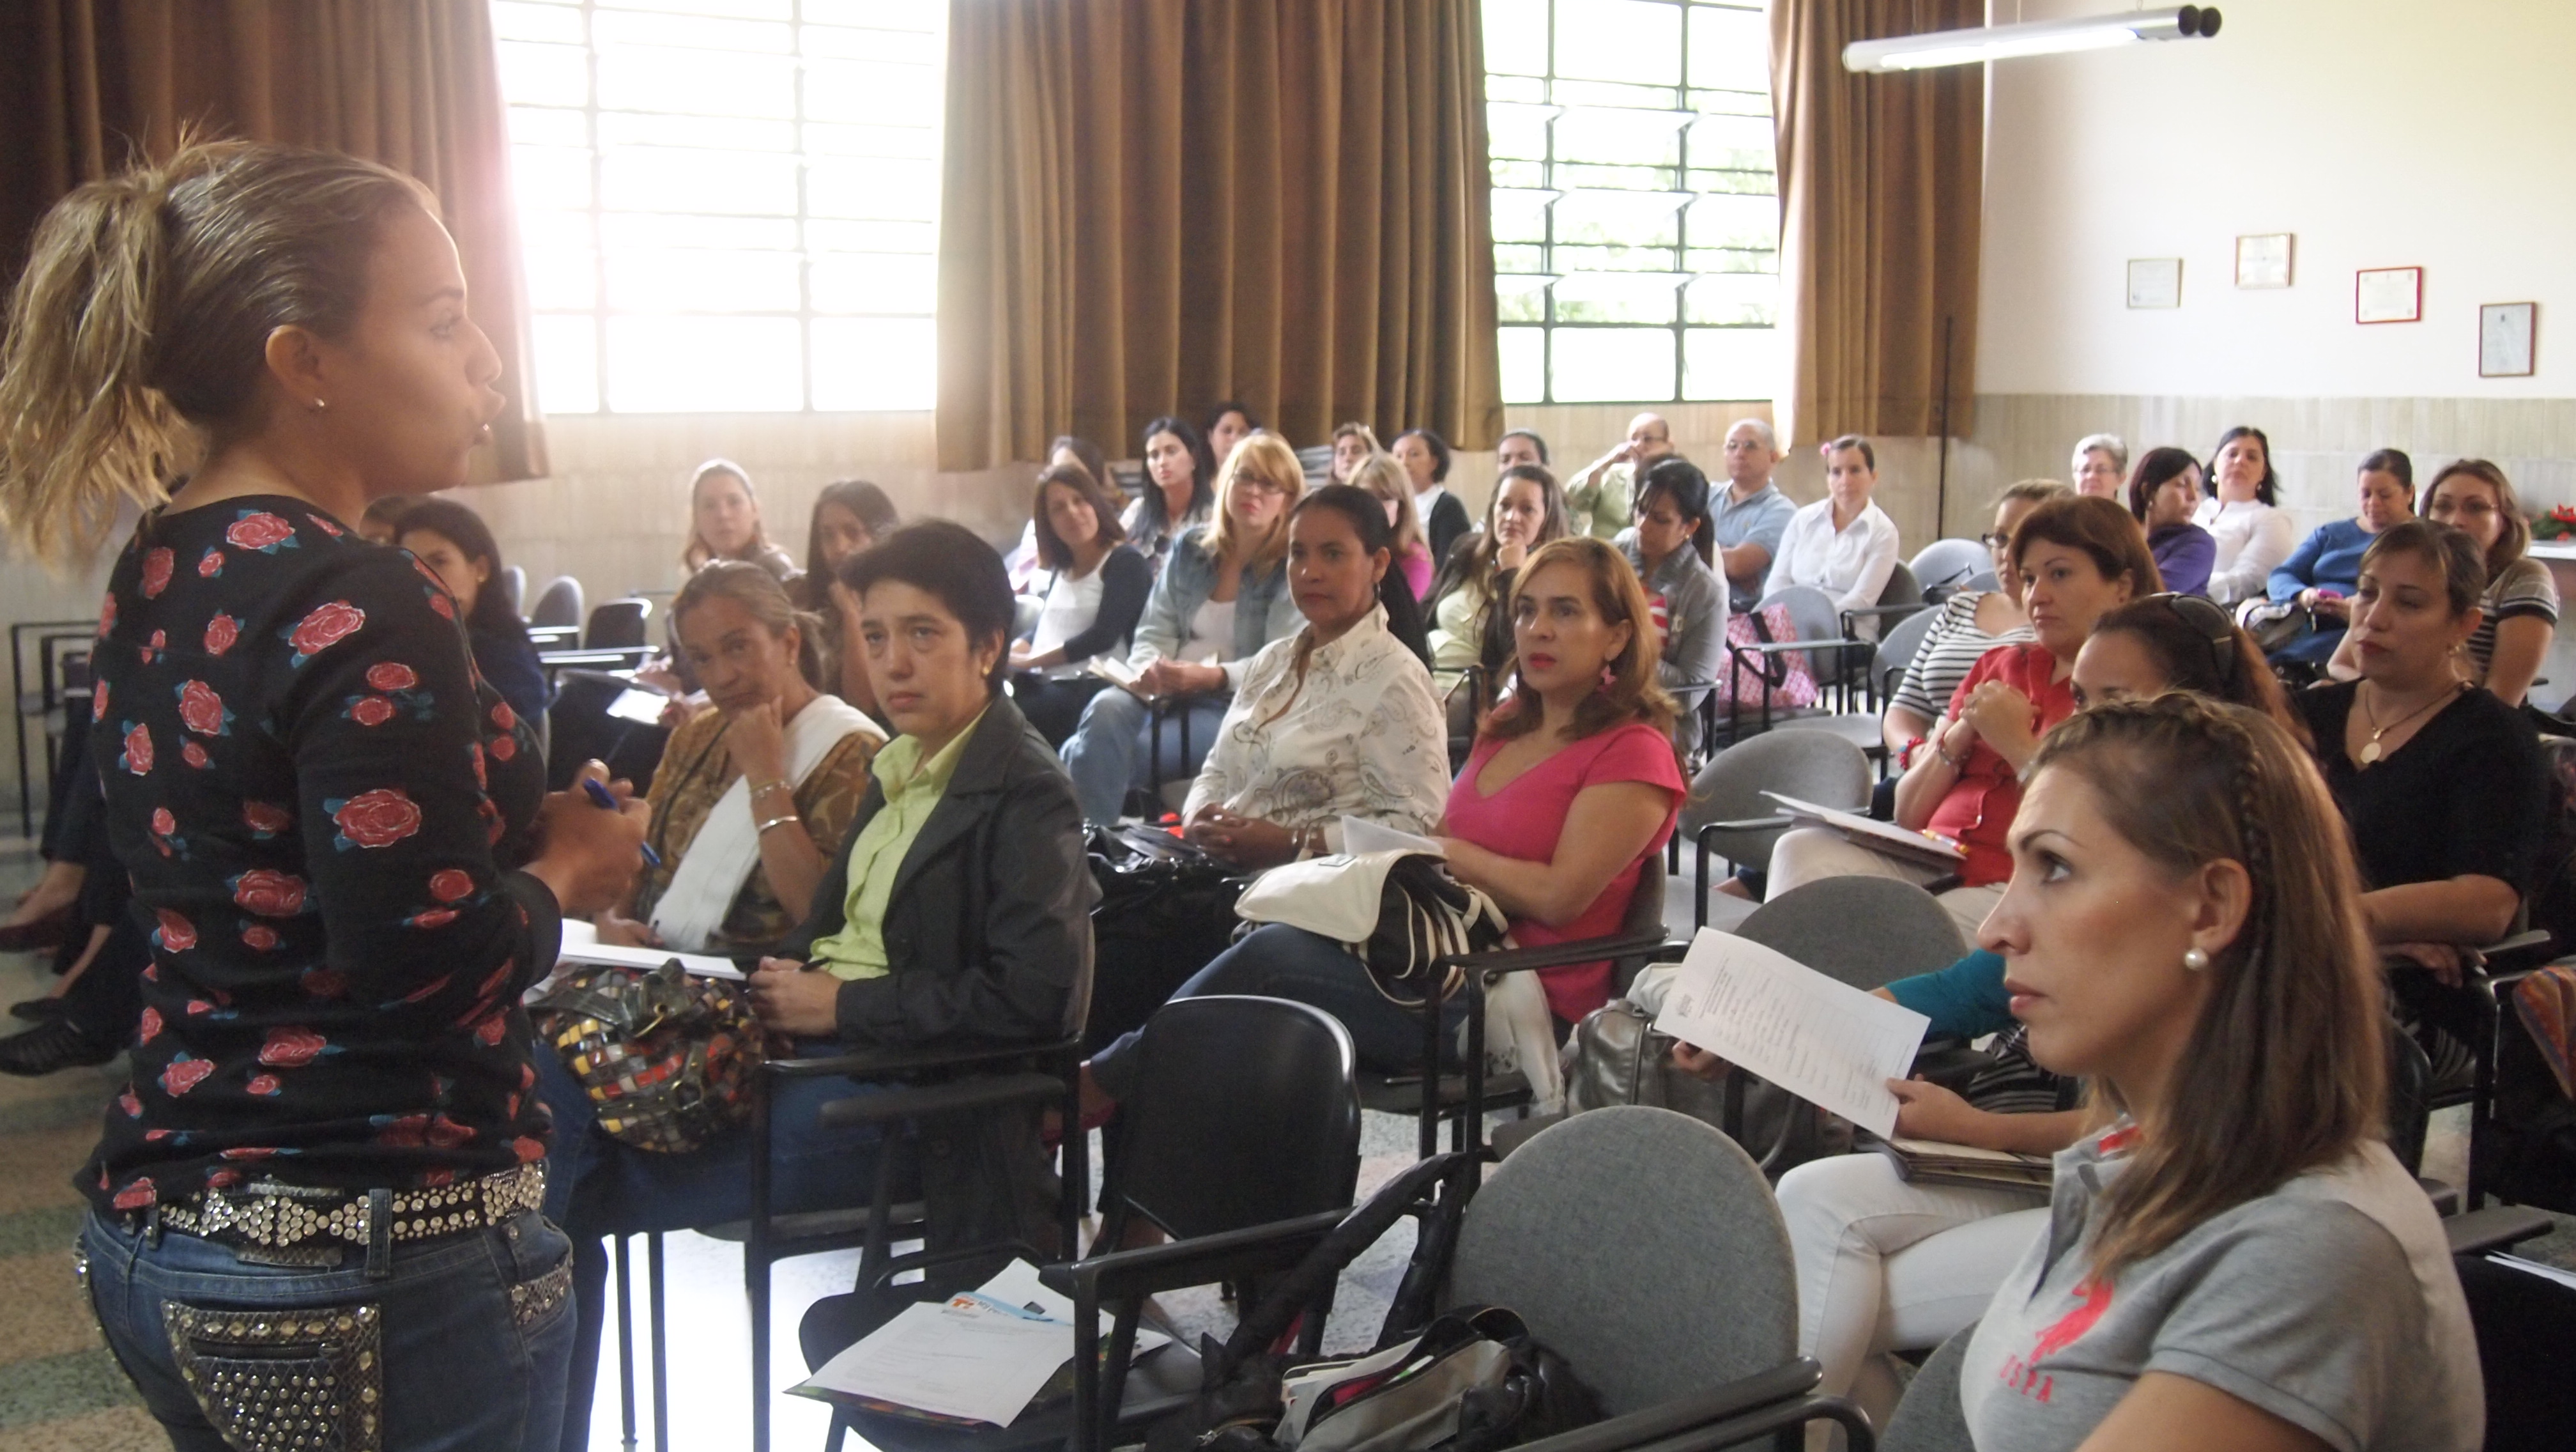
[1764,826,2002,941]
[1775,1152,2050,1449]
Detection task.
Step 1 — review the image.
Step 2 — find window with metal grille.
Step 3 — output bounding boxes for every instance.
[491,0,943,414]
[1484,0,1780,406]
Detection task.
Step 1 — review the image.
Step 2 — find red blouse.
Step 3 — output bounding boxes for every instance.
[1444,720,1685,1021]
[1924,644,2078,886]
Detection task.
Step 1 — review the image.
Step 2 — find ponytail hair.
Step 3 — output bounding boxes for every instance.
[1289,484,1430,666]
[1,141,433,566]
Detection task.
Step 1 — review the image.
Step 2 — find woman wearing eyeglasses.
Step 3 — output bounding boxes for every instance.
[2325,460,2559,707]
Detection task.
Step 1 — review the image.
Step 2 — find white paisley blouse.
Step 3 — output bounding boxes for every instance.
[1184,604,1448,853]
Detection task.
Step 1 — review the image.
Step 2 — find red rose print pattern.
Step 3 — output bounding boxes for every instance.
[178,680,230,736]
[155,909,195,952]
[241,801,291,837]
[429,869,475,903]
[140,548,174,598]
[140,629,166,664]
[310,514,344,538]
[241,924,280,952]
[348,695,395,727]
[93,681,109,722]
[407,908,459,930]
[246,1074,283,1097]
[137,1007,163,1044]
[204,613,240,656]
[121,722,153,775]
[367,662,419,692]
[160,1054,215,1097]
[286,600,366,662]
[489,732,517,763]
[490,700,518,733]
[197,549,224,578]
[224,511,298,552]
[181,741,210,769]
[152,808,175,837]
[259,1027,329,1068]
[231,869,309,917]
[427,590,455,621]
[330,788,422,849]
[98,592,116,638]
[112,1178,157,1210]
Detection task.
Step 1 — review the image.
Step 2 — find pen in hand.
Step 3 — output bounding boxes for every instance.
[581,776,660,867]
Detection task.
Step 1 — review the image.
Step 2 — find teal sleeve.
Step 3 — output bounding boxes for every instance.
[1884,948,2014,1039]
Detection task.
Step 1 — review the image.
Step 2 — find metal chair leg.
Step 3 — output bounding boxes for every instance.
[615,1235,639,1452]
[648,1232,670,1452]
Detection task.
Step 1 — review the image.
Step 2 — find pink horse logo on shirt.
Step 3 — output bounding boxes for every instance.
[1998,1278,2115,1403]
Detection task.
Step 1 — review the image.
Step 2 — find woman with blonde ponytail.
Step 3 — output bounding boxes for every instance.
[0,141,647,1451]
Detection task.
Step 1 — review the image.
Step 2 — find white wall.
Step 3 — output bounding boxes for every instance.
[1978,0,2576,399]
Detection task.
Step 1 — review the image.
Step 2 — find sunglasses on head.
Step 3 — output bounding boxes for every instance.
[2137,592,2240,692]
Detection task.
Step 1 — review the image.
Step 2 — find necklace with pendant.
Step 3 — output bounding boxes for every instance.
[2358,681,2456,765]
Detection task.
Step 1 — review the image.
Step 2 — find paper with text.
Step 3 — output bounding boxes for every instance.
[1652,928,1930,1138]
[1763,792,1964,869]
[556,919,744,980]
[1342,815,1445,858]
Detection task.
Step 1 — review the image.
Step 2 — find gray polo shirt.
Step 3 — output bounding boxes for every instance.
[1710,481,1797,612]
[1956,1128,2481,1452]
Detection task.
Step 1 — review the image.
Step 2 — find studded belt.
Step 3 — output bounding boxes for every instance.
[151,1163,546,1260]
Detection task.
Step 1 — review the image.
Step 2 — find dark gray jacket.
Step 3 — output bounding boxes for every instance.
[783,693,1098,1047]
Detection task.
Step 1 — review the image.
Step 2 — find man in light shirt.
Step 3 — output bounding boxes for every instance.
[1563,412,1673,541]
[1709,418,1798,613]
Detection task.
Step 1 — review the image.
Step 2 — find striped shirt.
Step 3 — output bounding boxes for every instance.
[2467,555,2559,683]
[1889,592,2036,723]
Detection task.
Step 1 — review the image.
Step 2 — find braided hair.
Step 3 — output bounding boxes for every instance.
[2024,695,2382,1281]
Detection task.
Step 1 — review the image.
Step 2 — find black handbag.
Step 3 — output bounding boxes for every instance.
[1084,826,1249,1051]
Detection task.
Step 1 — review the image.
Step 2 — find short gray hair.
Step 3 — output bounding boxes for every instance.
[1728,417,1780,452]
[2073,433,2129,474]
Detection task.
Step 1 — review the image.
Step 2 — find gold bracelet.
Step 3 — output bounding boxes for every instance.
[754,813,802,834]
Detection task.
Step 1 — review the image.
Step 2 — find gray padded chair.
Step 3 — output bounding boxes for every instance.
[1770,605,1947,771]
[529,574,584,629]
[1880,1324,1976,1452]
[1447,1107,1870,1446]
[1682,730,1871,929]
[498,564,526,619]
[1736,876,1968,992]
[1908,539,1989,602]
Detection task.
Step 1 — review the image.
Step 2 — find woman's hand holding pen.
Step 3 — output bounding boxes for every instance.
[748,956,841,1037]
[528,761,651,916]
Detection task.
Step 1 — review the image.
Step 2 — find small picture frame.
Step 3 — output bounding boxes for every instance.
[2127,258,2182,309]
[2481,302,2537,377]
[2235,233,2293,289]
[2356,266,2423,325]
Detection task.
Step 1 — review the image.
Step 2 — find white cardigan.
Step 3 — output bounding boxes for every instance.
[2193,497,2297,604]
[1762,498,1901,614]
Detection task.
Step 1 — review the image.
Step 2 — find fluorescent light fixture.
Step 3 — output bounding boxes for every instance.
[1844,4,2221,73]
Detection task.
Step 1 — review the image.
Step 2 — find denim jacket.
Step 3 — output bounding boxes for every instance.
[1128,528,1304,690]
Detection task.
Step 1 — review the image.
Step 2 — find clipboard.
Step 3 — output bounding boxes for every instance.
[1763,791,1966,871]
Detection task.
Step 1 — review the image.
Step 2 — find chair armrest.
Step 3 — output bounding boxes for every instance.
[2445,1204,2558,1256]
[1699,816,1791,834]
[763,1035,1082,1083]
[814,1071,1067,1130]
[1506,1359,1826,1452]
[1038,1207,1351,1304]
[1729,638,1860,657]
[1443,930,1679,985]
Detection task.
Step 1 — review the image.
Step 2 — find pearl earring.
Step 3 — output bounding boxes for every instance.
[310,398,329,413]
[2182,947,2210,972]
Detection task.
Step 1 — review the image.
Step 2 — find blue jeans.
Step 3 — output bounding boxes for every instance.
[535,1041,902,1452]
[1060,688,1231,825]
[82,1203,574,1452]
[1088,923,1469,1099]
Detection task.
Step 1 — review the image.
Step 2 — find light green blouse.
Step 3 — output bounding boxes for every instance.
[806,707,989,982]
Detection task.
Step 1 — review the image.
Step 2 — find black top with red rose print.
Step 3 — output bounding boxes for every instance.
[82,498,562,1216]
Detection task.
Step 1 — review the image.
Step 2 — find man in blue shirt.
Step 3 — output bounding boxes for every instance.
[1711,418,1798,613]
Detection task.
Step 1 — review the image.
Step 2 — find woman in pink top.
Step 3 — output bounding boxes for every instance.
[1080,538,1682,1104]
[1767,496,2160,936]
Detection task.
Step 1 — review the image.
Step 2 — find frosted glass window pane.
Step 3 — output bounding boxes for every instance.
[1553,1,1681,87]
[532,314,599,415]
[498,42,588,108]
[802,26,940,64]
[520,220,597,311]
[1499,327,1547,405]
[493,3,585,45]
[811,318,937,410]
[605,316,804,412]
[1552,328,1675,403]
[1483,0,1551,76]
[1487,103,1554,163]
[1684,327,1780,402]
[804,0,942,28]
[507,107,588,148]
[599,0,788,20]
[600,213,799,252]
[804,61,939,124]
[1554,109,1686,168]
[511,146,593,208]
[596,47,795,116]
[1554,273,1681,325]
[605,250,801,313]
[1496,276,1549,325]
[1685,192,1778,252]
[1688,114,1775,173]
[599,147,799,215]
[1490,189,1554,245]
[590,10,788,52]
[806,123,937,159]
[1685,273,1777,326]
[598,112,794,152]
[808,158,939,221]
[1554,190,1685,249]
[810,254,937,316]
[808,219,935,253]
[1687,5,1770,95]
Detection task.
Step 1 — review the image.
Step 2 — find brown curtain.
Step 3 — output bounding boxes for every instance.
[1770,0,1983,447]
[0,0,545,483]
[937,0,1501,471]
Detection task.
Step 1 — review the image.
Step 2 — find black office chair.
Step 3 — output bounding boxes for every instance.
[805,996,1363,1452]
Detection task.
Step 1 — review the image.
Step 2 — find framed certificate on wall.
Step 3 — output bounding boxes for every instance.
[2356,266,2423,324]
[2127,258,2182,309]
[2235,233,2292,288]
[2481,302,2537,377]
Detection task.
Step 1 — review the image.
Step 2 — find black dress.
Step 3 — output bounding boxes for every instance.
[1424,491,1473,569]
[84,498,560,1214]
[2291,681,2547,897]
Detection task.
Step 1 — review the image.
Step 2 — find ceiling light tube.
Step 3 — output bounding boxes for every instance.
[1843,5,2221,73]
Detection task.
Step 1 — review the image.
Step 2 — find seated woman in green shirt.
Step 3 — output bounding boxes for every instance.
[537,522,1095,1452]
